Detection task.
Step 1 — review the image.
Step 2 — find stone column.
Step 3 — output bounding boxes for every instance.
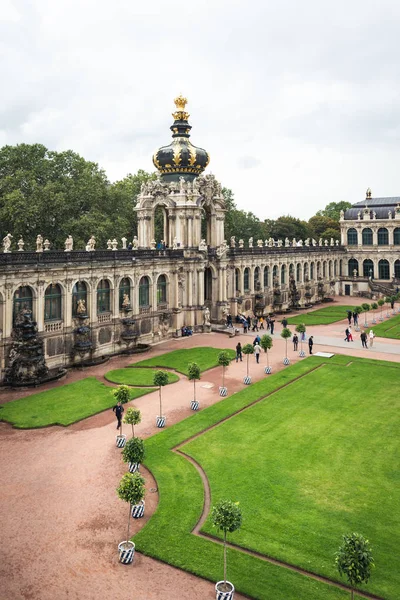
[372,229,378,246]
[36,281,45,332]
[197,269,204,306]
[187,270,193,306]
[64,279,73,328]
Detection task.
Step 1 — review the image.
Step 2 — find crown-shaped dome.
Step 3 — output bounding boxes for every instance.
[152,96,210,182]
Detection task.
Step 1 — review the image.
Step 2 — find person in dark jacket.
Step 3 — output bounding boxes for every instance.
[292,333,298,351]
[113,401,124,429]
[308,336,314,354]
[282,318,288,328]
[360,331,368,349]
[270,318,275,334]
[235,342,243,362]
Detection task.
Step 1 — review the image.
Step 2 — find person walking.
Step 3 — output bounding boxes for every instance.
[348,325,353,341]
[282,317,288,328]
[252,317,259,332]
[353,311,358,326]
[112,401,124,430]
[292,333,298,351]
[254,342,261,363]
[308,336,314,354]
[301,324,306,342]
[346,310,352,325]
[369,329,375,347]
[344,328,350,342]
[253,334,261,345]
[360,331,368,349]
[259,317,264,330]
[270,318,275,335]
[235,342,243,362]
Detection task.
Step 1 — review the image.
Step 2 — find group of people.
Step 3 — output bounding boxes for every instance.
[346,309,359,326]
[235,337,262,363]
[236,314,276,335]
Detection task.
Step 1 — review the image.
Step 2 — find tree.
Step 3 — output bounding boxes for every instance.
[295,323,306,354]
[370,302,378,322]
[335,533,374,600]
[122,437,145,470]
[377,298,385,319]
[113,385,131,405]
[116,472,145,548]
[217,351,231,389]
[188,362,201,402]
[316,201,352,221]
[260,334,273,368]
[211,500,242,592]
[123,407,141,438]
[308,215,339,239]
[281,327,292,360]
[268,215,311,241]
[242,343,254,377]
[361,303,370,327]
[153,370,169,419]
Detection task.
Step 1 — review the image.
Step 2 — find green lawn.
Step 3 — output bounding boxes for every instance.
[287,305,356,326]
[133,347,236,375]
[372,313,400,340]
[105,367,179,386]
[135,355,400,600]
[0,377,153,428]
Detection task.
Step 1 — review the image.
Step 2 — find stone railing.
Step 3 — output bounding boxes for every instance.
[44,321,63,333]
[97,313,112,323]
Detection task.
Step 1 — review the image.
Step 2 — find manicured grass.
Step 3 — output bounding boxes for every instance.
[104,367,179,386]
[133,347,236,375]
[135,356,399,600]
[0,377,153,428]
[372,313,400,340]
[287,304,356,326]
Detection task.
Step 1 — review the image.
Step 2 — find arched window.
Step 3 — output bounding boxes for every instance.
[272,265,278,281]
[310,262,315,280]
[119,278,131,310]
[334,260,337,277]
[347,228,358,245]
[97,279,111,313]
[235,269,240,293]
[303,263,309,280]
[204,268,212,301]
[45,284,62,321]
[339,260,343,276]
[139,276,150,307]
[296,263,301,282]
[316,262,321,278]
[281,264,286,284]
[323,262,327,278]
[244,268,250,292]
[72,282,87,316]
[378,259,390,280]
[377,228,389,245]
[254,267,260,290]
[395,260,400,279]
[157,274,167,304]
[13,286,33,324]
[394,228,400,245]
[348,258,359,277]
[263,266,269,288]
[362,228,373,245]
[363,259,374,279]
[328,261,332,278]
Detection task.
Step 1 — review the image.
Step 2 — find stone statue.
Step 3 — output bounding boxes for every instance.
[268,238,274,248]
[64,235,73,251]
[107,239,112,249]
[36,235,43,252]
[297,239,303,246]
[318,238,323,246]
[353,269,358,278]
[192,178,200,193]
[340,210,344,220]
[44,239,50,251]
[179,176,186,194]
[132,236,139,249]
[257,239,263,247]
[277,239,283,247]
[203,306,211,326]
[150,239,156,249]
[121,237,127,249]
[140,182,146,195]
[3,233,13,253]
[372,211,376,219]
[388,210,392,219]
[285,237,290,247]
[77,299,86,315]
[172,236,178,249]
[199,239,207,251]
[292,238,297,247]
[238,238,244,248]
[248,237,253,248]
[122,293,130,309]
[111,238,118,250]
[312,238,317,246]
[330,238,334,246]
[357,210,361,220]
[230,236,236,248]
[304,238,310,246]
[324,239,328,246]
[17,238,24,251]
[87,235,96,251]
[335,239,339,246]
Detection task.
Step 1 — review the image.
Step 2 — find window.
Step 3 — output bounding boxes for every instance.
[296,263,301,282]
[362,228,373,245]
[263,266,269,288]
[244,268,250,292]
[377,228,389,246]
[310,263,314,280]
[254,267,260,290]
[45,284,62,321]
[72,282,87,317]
[378,260,390,280]
[157,274,167,304]
[235,269,240,293]
[97,279,111,313]
[394,228,400,245]
[323,262,327,278]
[395,260,400,279]
[303,263,309,280]
[316,262,321,278]
[334,260,337,277]
[119,278,131,310]
[363,260,374,278]
[347,228,358,245]
[272,265,278,283]
[348,258,359,277]
[139,276,150,307]
[281,264,286,284]
[13,286,33,324]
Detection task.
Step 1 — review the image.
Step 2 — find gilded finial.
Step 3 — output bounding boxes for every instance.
[174,95,187,111]
[172,94,190,121]
[366,187,372,199]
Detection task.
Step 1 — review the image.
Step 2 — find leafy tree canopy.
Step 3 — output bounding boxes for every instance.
[316,200,352,221]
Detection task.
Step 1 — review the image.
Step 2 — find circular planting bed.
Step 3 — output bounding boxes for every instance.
[104,367,179,386]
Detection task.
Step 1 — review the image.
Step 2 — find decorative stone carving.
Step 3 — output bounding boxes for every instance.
[150,239,156,250]
[268,238,274,248]
[277,239,283,247]
[112,238,118,250]
[121,237,127,249]
[44,239,50,251]
[107,239,112,249]
[330,238,334,246]
[17,238,24,251]
[3,233,13,253]
[198,239,207,251]
[172,236,178,249]
[257,239,263,247]
[203,306,210,326]
[324,239,328,246]
[304,238,310,246]
[132,236,139,249]
[340,210,344,220]
[312,238,317,246]
[248,237,253,248]
[319,238,323,246]
[64,235,73,251]
[77,299,87,314]
[36,235,43,253]
[230,236,236,248]
[87,235,96,251]
[335,239,339,246]
[285,237,290,247]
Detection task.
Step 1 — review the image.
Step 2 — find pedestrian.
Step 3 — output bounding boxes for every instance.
[270,318,275,335]
[247,315,251,330]
[353,311,358,326]
[347,310,352,325]
[252,317,259,332]
[360,331,368,349]
[308,336,314,354]
[344,328,350,342]
[253,334,261,345]
[301,324,306,342]
[292,333,298,351]
[259,317,264,330]
[243,319,248,334]
[112,401,124,430]
[266,316,271,330]
[254,342,261,363]
[282,318,288,328]
[348,325,353,341]
[235,342,243,362]
[369,329,375,347]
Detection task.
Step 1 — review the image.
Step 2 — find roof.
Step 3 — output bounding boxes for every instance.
[344,196,400,220]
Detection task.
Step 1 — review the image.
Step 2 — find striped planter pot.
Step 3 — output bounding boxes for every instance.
[379,317,383,321]
[283,357,290,366]
[372,318,376,324]
[131,500,145,519]
[264,366,272,374]
[118,541,135,564]
[128,462,140,473]
[190,400,199,411]
[219,386,227,397]
[156,416,166,428]
[243,375,251,385]
[298,350,306,357]
[215,581,235,600]
[355,326,360,331]
[116,434,126,448]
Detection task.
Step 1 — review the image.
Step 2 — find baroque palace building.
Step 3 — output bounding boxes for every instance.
[0,96,399,382]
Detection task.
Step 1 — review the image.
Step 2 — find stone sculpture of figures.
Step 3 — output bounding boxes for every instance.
[150,239,156,249]
[121,237,127,249]
[3,233,13,253]
[87,235,96,251]
[77,298,86,314]
[388,210,392,219]
[248,237,253,248]
[239,238,244,248]
[192,178,200,193]
[312,238,317,246]
[18,237,24,251]
[44,239,50,251]
[36,235,43,252]
[203,306,211,326]
[230,236,236,248]
[268,238,274,248]
[330,238,334,246]
[335,239,339,246]
[357,210,361,220]
[297,239,303,246]
[199,239,207,251]
[111,238,118,250]
[257,239,263,247]
[292,238,297,247]
[318,238,323,246]
[353,269,358,278]
[107,239,112,249]
[122,293,130,309]
[132,236,139,249]
[277,239,283,247]
[340,210,344,220]
[285,237,290,247]
[324,239,328,246]
[304,238,310,246]
[172,236,178,249]
[179,176,186,194]
[372,211,376,219]
[64,235,73,251]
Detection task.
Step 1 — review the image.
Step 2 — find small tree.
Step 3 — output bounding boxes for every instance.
[153,370,169,419]
[335,533,374,600]
[260,334,273,368]
[218,351,231,388]
[384,296,391,317]
[361,303,370,327]
[295,323,306,354]
[124,407,141,438]
[122,437,145,468]
[377,298,385,319]
[188,362,201,402]
[113,385,131,405]
[212,500,242,592]
[281,327,292,359]
[370,302,378,321]
[116,472,145,546]
[242,343,254,377]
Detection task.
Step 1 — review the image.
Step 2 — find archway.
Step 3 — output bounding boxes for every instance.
[204,267,213,302]
[154,204,169,247]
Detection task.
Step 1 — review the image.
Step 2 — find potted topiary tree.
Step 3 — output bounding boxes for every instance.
[295,323,306,357]
[377,298,385,321]
[370,302,378,324]
[260,334,273,374]
[122,436,145,474]
[124,407,141,438]
[354,305,362,331]
[188,362,201,410]
[113,385,131,448]
[153,370,169,428]
[242,343,254,385]
[361,303,370,327]
[335,532,374,600]
[218,351,231,397]
[212,499,242,600]
[384,296,391,318]
[281,327,292,365]
[116,472,146,564]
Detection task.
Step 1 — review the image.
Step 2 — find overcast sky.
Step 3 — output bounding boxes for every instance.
[1,0,399,219]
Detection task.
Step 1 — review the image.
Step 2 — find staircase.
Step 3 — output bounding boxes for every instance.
[368,279,396,297]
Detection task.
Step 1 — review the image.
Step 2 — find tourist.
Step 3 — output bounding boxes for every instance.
[259,316,264,330]
[270,318,275,335]
[247,315,251,330]
[353,310,358,326]
[282,317,288,328]
[347,310,352,325]
[348,325,353,341]
[253,334,261,346]
[301,325,306,342]
[360,331,368,349]
[235,342,243,362]
[369,329,375,347]
[308,336,314,354]
[253,342,261,363]
[344,328,350,342]
[292,333,298,351]
[252,317,259,332]
[112,401,124,430]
